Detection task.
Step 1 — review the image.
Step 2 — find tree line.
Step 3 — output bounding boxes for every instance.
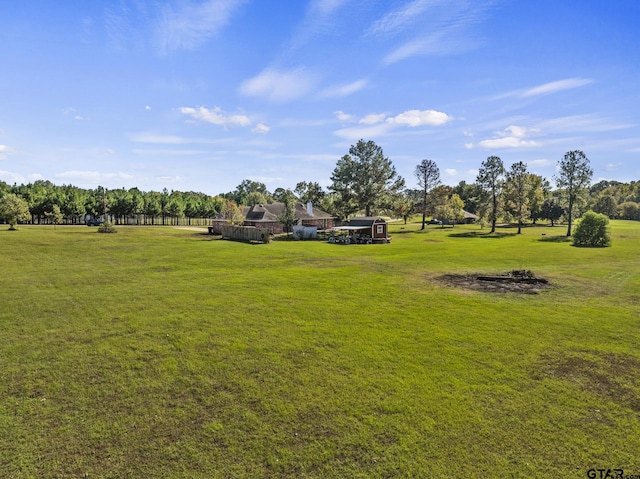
[1,140,639,231]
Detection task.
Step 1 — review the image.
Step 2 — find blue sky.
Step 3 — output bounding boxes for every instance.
[1,0,639,196]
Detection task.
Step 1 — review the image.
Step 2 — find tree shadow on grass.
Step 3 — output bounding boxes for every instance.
[538,235,571,243]
[447,231,517,239]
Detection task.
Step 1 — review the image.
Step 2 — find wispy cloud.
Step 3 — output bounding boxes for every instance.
[130,133,231,144]
[522,78,593,97]
[55,171,134,183]
[359,113,387,125]
[537,114,633,133]
[371,0,495,64]
[156,0,247,53]
[179,106,252,128]
[239,67,317,103]
[319,79,368,98]
[495,78,594,99]
[62,107,86,121]
[368,0,433,36]
[252,123,271,134]
[133,149,205,156]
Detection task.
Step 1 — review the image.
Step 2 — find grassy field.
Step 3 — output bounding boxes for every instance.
[1,220,639,478]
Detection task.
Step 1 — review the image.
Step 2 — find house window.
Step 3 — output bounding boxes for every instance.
[376,225,384,234]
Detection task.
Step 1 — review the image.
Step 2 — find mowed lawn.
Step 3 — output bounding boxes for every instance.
[1,221,638,478]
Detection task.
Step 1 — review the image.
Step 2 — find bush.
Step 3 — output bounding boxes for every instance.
[572,210,611,247]
[97,220,118,234]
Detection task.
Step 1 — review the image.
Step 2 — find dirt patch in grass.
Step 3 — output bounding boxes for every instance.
[532,351,640,412]
[437,270,551,294]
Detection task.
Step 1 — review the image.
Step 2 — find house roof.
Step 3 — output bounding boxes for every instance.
[245,202,333,222]
[348,216,387,226]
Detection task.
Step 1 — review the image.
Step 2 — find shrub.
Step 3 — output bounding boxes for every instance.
[97,220,118,234]
[572,210,611,247]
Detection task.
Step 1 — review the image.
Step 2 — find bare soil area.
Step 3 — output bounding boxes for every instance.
[438,270,551,294]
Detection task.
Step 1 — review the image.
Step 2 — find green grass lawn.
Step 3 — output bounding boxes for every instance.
[1,221,638,478]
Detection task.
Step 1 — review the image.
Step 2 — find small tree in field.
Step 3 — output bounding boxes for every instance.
[46,204,64,229]
[555,150,593,236]
[277,190,296,235]
[0,193,30,230]
[572,210,611,247]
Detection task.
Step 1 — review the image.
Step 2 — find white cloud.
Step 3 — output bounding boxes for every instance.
[157,176,184,184]
[477,125,540,149]
[252,123,271,134]
[180,106,251,128]
[528,159,553,167]
[145,105,152,111]
[0,170,44,184]
[62,107,86,120]
[319,79,368,98]
[386,109,453,127]
[131,133,187,144]
[133,149,205,156]
[334,123,393,141]
[239,67,317,103]
[445,168,457,176]
[54,171,134,182]
[0,144,13,160]
[360,113,387,125]
[334,108,453,139]
[156,0,247,53]
[335,110,356,122]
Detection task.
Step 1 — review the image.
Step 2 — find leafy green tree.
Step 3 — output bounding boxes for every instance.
[183,194,202,226]
[452,181,484,215]
[592,193,618,218]
[415,159,440,230]
[435,193,465,227]
[572,210,611,247]
[527,175,547,224]
[0,193,31,230]
[271,187,289,203]
[541,198,564,226]
[109,188,132,224]
[246,191,269,206]
[503,161,531,234]
[390,192,414,224]
[228,179,271,206]
[220,199,244,225]
[554,150,593,236]
[167,192,184,225]
[143,191,162,224]
[330,139,405,217]
[45,204,63,228]
[618,201,640,220]
[428,185,452,219]
[476,156,505,233]
[294,181,326,206]
[277,190,297,235]
[61,186,86,224]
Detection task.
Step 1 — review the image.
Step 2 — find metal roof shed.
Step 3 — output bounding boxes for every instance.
[347,216,390,243]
